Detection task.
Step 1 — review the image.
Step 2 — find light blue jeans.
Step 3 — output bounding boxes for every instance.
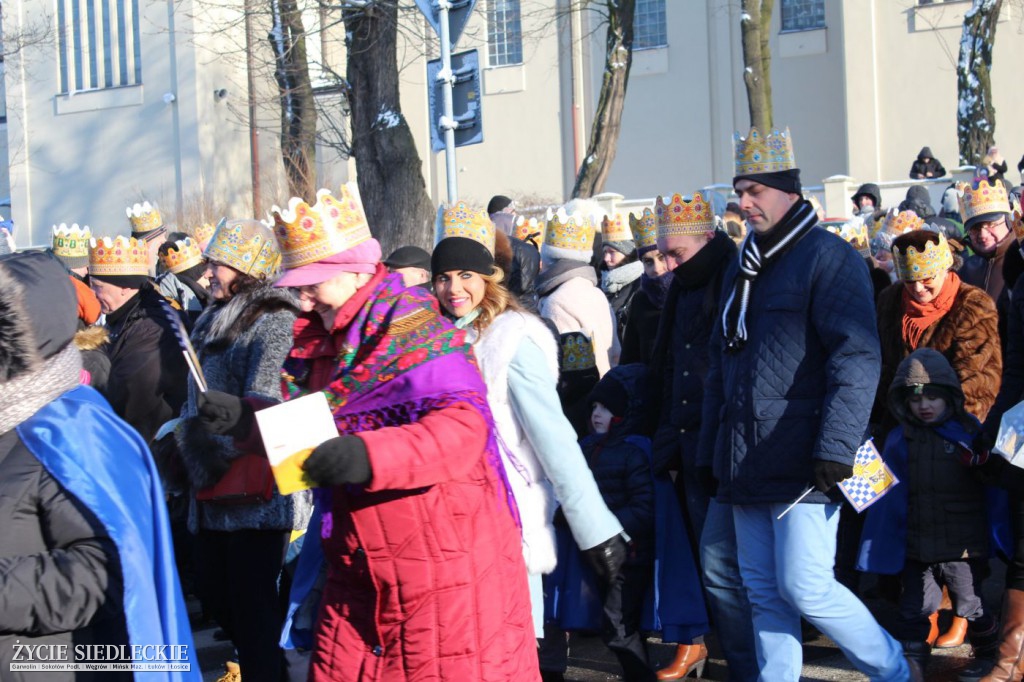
[733,502,908,682]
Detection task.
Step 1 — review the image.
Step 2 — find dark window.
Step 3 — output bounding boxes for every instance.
[781,0,825,32]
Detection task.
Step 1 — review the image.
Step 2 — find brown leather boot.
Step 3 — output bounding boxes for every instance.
[937,616,969,648]
[980,589,1024,682]
[928,611,940,646]
[655,643,708,680]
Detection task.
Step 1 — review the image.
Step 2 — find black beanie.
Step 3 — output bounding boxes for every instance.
[588,373,628,419]
[431,237,495,277]
[0,251,78,361]
[733,168,802,195]
[487,195,514,215]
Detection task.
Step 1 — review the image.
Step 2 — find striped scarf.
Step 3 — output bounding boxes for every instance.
[721,200,818,352]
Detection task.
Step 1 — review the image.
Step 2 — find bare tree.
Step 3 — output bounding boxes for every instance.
[740,0,774,131]
[342,1,435,253]
[570,0,635,199]
[957,0,1003,166]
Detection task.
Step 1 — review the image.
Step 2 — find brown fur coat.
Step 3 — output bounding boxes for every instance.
[875,280,1001,430]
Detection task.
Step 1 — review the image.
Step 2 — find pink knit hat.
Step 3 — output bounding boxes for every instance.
[274,238,382,287]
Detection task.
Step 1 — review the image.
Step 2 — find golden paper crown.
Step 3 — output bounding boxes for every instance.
[514,216,543,243]
[159,237,205,275]
[656,192,715,239]
[205,218,281,280]
[126,201,164,236]
[560,332,596,372]
[734,127,796,176]
[544,209,596,254]
[958,179,1010,225]
[823,217,870,257]
[89,236,150,276]
[52,223,92,260]
[602,213,633,243]
[629,208,658,250]
[270,183,372,270]
[436,202,495,253]
[883,209,925,236]
[893,231,954,282]
[1012,209,1024,245]
[192,222,217,246]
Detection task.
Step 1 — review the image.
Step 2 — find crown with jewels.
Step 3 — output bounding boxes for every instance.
[823,217,870,257]
[52,223,92,268]
[958,179,1010,226]
[560,332,596,372]
[893,231,954,282]
[883,208,925,236]
[435,201,495,253]
[513,216,543,244]
[270,183,372,271]
[205,218,281,280]
[192,222,217,246]
[734,127,796,176]
[544,209,596,255]
[89,236,150,276]
[628,208,658,250]
[1012,208,1024,245]
[159,237,205,275]
[126,201,164,237]
[656,192,715,239]
[602,212,633,244]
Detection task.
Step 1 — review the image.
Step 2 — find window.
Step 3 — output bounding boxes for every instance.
[635,0,667,49]
[56,0,142,94]
[780,0,825,32]
[487,0,522,67]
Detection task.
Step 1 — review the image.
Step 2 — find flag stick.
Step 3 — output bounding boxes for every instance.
[777,486,815,520]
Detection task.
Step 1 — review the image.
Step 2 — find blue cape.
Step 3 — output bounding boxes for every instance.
[16,386,200,681]
[857,418,1011,575]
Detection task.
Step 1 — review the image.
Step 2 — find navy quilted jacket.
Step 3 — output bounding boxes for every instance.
[696,227,881,504]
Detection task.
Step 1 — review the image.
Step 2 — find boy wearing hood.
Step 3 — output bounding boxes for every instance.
[858,348,999,676]
[910,146,947,179]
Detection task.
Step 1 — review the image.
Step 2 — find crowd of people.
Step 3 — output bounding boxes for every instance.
[4,125,1024,682]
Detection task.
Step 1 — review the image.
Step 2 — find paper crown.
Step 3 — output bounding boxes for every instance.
[823,217,870,257]
[734,127,796,176]
[629,208,658,250]
[89,236,150,276]
[270,183,372,271]
[656,192,715,239]
[544,209,596,258]
[436,202,495,253]
[883,208,925,236]
[159,237,205,275]
[893,231,954,282]
[192,222,217,246]
[126,201,164,237]
[514,216,543,244]
[560,332,596,372]
[602,213,633,244]
[204,218,281,280]
[52,223,91,266]
[958,179,1010,226]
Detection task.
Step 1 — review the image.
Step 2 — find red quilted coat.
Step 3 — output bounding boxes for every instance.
[288,270,538,682]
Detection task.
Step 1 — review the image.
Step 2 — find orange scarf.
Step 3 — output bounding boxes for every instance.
[901,271,960,349]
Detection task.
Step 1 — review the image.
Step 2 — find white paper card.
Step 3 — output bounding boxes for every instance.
[255,392,338,494]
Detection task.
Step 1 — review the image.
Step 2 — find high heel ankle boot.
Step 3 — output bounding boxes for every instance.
[937,616,969,648]
[980,589,1024,682]
[655,643,707,681]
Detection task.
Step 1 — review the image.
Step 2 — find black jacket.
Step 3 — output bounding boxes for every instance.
[101,283,188,443]
[619,285,663,365]
[0,429,130,682]
[507,237,540,311]
[910,147,946,179]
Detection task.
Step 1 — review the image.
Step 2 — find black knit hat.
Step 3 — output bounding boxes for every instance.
[0,251,78,366]
[431,237,495,277]
[588,372,628,419]
[733,169,802,194]
[487,195,514,215]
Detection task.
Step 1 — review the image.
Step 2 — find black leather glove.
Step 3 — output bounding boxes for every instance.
[696,465,718,498]
[196,390,254,439]
[813,460,854,493]
[583,534,628,587]
[302,435,372,487]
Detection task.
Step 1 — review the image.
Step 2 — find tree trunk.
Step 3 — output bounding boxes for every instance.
[741,0,773,131]
[343,2,435,253]
[268,0,318,202]
[957,0,1003,166]
[571,0,636,199]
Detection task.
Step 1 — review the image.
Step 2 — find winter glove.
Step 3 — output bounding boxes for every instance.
[813,460,854,493]
[301,435,372,487]
[960,432,993,468]
[196,390,254,439]
[583,533,628,588]
[696,465,718,498]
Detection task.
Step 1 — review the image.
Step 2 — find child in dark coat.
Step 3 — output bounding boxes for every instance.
[859,348,998,674]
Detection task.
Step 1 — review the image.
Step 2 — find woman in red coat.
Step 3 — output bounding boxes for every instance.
[199,186,538,682]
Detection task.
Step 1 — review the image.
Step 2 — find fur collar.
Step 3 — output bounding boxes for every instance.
[194,285,298,353]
